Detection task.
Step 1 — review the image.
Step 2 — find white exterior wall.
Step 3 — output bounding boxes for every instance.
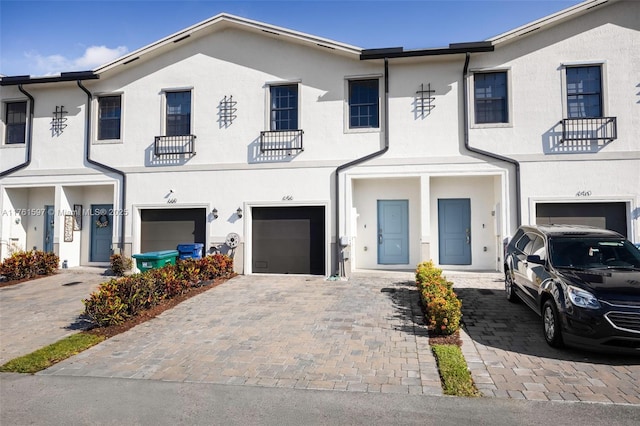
[465,0,640,242]
[2,3,638,272]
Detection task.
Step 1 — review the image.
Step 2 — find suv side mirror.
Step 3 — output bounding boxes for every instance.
[527,255,545,265]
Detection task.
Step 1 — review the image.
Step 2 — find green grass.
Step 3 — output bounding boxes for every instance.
[432,344,480,397]
[0,333,105,374]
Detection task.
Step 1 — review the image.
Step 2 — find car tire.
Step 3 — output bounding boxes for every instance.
[542,299,564,348]
[505,270,519,303]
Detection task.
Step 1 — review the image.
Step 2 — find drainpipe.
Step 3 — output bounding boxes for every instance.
[334,58,390,276]
[462,52,521,227]
[0,85,34,177]
[77,81,127,251]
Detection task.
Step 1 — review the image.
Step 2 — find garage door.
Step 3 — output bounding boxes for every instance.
[536,202,627,236]
[141,208,206,253]
[252,206,325,275]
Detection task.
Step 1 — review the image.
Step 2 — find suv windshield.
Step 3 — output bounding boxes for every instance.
[549,238,640,269]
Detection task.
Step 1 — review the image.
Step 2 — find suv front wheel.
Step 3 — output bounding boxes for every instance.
[542,299,564,348]
[505,270,519,303]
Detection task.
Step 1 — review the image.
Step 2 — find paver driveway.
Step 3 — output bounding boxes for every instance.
[0,267,106,364]
[453,273,640,405]
[41,273,444,395]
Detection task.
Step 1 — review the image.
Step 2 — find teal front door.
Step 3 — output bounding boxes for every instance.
[44,205,54,253]
[438,199,471,265]
[377,200,409,264]
[90,204,113,262]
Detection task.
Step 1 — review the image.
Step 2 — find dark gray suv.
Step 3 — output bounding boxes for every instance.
[504,224,640,353]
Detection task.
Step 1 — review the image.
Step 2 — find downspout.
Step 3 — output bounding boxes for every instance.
[334,57,390,276]
[0,85,34,177]
[462,52,521,227]
[77,81,126,251]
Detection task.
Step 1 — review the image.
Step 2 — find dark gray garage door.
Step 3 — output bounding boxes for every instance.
[536,202,627,236]
[141,208,206,253]
[252,206,325,275]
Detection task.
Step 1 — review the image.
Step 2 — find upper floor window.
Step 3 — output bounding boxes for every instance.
[166,91,191,136]
[98,95,121,140]
[566,66,602,118]
[474,71,508,124]
[349,79,379,128]
[4,101,27,144]
[270,84,298,130]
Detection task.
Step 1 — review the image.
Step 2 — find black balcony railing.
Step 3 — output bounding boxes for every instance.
[154,134,196,156]
[259,129,304,153]
[561,117,617,143]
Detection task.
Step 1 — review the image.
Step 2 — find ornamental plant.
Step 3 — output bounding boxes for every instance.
[0,250,59,281]
[83,254,234,327]
[109,254,133,277]
[416,260,462,335]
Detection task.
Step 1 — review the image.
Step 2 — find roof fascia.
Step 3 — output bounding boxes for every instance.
[360,42,494,60]
[0,71,98,86]
[488,0,617,45]
[94,13,363,74]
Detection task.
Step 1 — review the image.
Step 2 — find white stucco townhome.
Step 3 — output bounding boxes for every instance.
[1,0,638,276]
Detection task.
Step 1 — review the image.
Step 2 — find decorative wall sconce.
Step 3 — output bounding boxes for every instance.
[212,208,219,219]
[236,207,243,218]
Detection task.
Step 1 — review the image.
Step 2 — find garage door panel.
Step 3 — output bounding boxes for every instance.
[252,207,324,275]
[536,202,626,236]
[140,209,206,253]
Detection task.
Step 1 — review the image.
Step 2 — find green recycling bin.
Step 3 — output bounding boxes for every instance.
[132,250,179,272]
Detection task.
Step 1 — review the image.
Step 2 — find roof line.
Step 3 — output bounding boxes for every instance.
[0,71,98,86]
[94,13,363,74]
[360,42,494,60]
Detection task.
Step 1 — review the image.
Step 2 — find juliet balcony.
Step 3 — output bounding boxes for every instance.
[560,117,617,144]
[154,135,196,157]
[259,129,304,154]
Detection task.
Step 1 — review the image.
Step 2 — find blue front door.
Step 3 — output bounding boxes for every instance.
[43,205,54,253]
[90,204,113,262]
[377,200,409,264]
[438,199,471,265]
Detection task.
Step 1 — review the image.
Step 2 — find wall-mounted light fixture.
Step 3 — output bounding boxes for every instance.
[212,208,218,219]
[236,207,243,218]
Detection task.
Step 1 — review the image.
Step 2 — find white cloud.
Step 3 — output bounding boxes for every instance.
[25,45,128,76]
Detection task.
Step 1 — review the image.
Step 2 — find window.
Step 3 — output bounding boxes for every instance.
[349,79,379,128]
[566,66,602,118]
[4,101,27,144]
[166,91,191,136]
[270,84,298,130]
[474,72,508,124]
[98,95,121,140]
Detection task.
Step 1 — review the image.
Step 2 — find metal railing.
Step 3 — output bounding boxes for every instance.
[259,129,304,153]
[561,117,617,143]
[154,134,196,156]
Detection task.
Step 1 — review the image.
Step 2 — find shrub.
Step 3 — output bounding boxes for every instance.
[83,253,234,327]
[110,254,133,276]
[0,250,59,281]
[416,260,463,336]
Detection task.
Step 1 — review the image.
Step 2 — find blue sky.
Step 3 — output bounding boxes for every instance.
[1,0,583,77]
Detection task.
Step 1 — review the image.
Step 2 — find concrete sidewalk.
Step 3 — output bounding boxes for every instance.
[0,267,107,364]
[40,273,444,395]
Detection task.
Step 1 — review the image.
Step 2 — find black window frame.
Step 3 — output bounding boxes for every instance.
[97,95,122,140]
[269,84,299,131]
[348,79,379,129]
[4,101,27,145]
[473,71,509,124]
[165,90,192,136]
[566,65,603,118]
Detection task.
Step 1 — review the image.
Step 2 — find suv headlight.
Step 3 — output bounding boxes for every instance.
[567,286,601,309]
